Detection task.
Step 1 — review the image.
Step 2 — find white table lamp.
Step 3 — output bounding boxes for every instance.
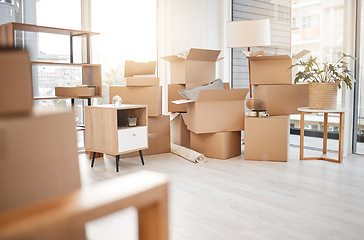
[226,19,271,96]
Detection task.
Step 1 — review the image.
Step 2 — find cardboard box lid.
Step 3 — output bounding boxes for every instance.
[124,61,156,77]
[172,89,249,105]
[162,48,222,63]
[242,49,310,61]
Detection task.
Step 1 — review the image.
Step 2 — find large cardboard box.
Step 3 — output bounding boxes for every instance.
[243,50,310,85]
[190,131,241,159]
[170,113,190,148]
[168,82,230,113]
[244,116,289,161]
[0,50,33,116]
[120,115,170,158]
[172,89,249,134]
[109,85,162,117]
[253,84,309,115]
[0,111,81,212]
[162,48,223,84]
[55,86,96,97]
[124,61,159,86]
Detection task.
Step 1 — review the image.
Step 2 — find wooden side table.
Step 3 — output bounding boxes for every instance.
[298,107,345,163]
[85,104,148,172]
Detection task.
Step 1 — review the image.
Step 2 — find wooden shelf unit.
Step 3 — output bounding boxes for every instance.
[0,22,101,98]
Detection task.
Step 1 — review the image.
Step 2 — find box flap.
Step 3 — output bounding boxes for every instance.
[186,48,221,62]
[196,89,249,102]
[293,49,310,59]
[171,99,195,105]
[124,61,156,77]
[247,55,291,61]
[161,55,185,62]
[170,112,180,122]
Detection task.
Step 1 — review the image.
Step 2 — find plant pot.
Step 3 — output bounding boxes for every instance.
[308,82,338,109]
[128,117,137,127]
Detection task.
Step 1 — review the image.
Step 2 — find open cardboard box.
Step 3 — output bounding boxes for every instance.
[124,61,159,86]
[242,49,310,85]
[190,131,241,159]
[162,48,223,84]
[253,84,309,116]
[172,88,249,134]
[55,86,96,97]
[168,82,230,113]
[170,113,190,148]
[109,85,162,117]
[244,116,289,161]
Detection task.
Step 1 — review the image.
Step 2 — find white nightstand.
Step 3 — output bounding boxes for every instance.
[85,104,148,172]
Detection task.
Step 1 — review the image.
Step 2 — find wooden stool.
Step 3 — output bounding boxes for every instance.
[298,107,345,163]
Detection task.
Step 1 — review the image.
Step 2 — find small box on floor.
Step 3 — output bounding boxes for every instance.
[244,116,289,161]
[170,113,190,148]
[190,131,241,159]
[109,85,162,117]
[120,115,170,158]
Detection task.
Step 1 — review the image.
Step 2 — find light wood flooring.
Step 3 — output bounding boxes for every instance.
[79,145,364,240]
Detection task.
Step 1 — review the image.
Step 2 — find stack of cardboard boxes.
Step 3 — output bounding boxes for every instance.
[243,51,310,161]
[109,61,170,158]
[0,50,81,215]
[164,48,249,159]
[164,48,224,149]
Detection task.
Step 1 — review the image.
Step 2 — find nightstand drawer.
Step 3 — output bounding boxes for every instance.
[118,126,148,153]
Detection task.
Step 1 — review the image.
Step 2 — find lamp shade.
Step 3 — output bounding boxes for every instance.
[226,19,271,48]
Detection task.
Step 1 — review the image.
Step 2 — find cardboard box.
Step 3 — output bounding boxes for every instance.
[55,86,96,97]
[253,84,309,115]
[120,115,170,158]
[244,116,289,161]
[168,82,230,113]
[243,50,310,85]
[109,85,162,117]
[168,84,187,113]
[124,61,159,86]
[0,49,33,116]
[190,131,241,159]
[162,48,223,84]
[172,89,249,134]
[170,113,190,148]
[0,111,81,212]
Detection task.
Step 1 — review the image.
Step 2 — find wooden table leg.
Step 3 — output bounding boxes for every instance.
[138,187,169,240]
[323,113,328,155]
[300,112,305,160]
[338,112,345,163]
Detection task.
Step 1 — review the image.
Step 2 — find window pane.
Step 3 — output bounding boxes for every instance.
[91,0,157,104]
[291,0,345,152]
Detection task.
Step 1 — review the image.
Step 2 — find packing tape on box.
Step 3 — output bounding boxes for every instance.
[171,143,206,163]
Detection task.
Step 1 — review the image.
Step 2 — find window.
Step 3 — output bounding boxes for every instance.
[91,0,157,104]
[291,0,346,152]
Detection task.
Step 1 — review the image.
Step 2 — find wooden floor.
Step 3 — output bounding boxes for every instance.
[79,146,364,240]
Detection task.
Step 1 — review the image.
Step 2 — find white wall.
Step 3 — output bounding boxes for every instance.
[157,0,230,113]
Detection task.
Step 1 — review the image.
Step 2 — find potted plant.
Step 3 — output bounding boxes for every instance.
[128,115,137,127]
[290,53,355,109]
